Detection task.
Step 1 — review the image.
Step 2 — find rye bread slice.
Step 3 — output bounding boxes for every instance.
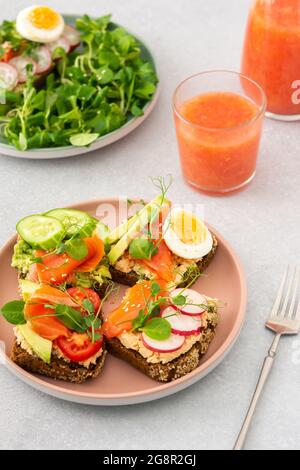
[106,313,218,382]
[110,234,218,287]
[11,341,107,383]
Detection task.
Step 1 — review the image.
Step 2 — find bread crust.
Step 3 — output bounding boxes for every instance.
[11,341,107,383]
[110,235,218,287]
[106,317,217,382]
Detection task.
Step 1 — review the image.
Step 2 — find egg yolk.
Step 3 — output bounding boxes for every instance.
[172,211,206,245]
[29,6,60,30]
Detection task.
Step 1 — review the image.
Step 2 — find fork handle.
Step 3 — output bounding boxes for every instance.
[233,333,281,450]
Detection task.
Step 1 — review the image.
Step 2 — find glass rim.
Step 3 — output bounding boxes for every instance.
[173,69,267,132]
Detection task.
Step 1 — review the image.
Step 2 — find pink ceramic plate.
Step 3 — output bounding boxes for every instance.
[0,198,247,405]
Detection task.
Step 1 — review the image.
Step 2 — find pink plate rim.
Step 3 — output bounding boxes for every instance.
[0,197,247,404]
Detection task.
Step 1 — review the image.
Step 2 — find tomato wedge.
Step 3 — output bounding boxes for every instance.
[2,47,16,63]
[25,298,69,341]
[67,287,101,312]
[56,333,103,362]
[140,240,174,282]
[103,280,166,339]
[75,237,104,272]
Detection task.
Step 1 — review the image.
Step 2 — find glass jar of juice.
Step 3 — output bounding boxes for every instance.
[173,71,266,196]
[242,0,300,120]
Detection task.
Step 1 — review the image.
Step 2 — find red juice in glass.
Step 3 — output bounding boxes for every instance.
[173,71,266,195]
[242,0,300,120]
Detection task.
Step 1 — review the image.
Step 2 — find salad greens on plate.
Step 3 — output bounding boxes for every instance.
[0,14,158,150]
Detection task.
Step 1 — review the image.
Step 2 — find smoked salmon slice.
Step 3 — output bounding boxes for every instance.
[139,240,174,282]
[25,298,69,341]
[35,236,104,285]
[103,281,152,339]
[75,237,104,273]
[103,280,167,339]
[32,285,78,307]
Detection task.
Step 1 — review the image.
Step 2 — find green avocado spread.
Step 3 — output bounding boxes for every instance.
[11,240,35,274]
[75,265,112,288]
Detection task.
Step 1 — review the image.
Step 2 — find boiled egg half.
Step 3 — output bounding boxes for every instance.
[163,207,213,259]
[16,6,64,43]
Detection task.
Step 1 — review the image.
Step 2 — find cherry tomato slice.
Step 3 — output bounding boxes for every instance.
[67,287,101,312]
[56,332,103,362]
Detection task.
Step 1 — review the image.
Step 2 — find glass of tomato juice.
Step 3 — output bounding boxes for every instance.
[173,70,266,196]
[242,0,300,121]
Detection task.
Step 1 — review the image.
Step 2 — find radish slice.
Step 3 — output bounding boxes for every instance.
[48,37,71,56]
[141,331,184,353]
[0,62,18,90]
[63,25,81,47]
[35,46,52,74]
[161,306,201,336]
[9,56,37,83]
[170,288,207,316]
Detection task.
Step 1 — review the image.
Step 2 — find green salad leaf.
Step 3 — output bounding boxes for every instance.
[141,317,171,341]
[0,14,158,150]
[1,300,26,325]
[70,133,99,147]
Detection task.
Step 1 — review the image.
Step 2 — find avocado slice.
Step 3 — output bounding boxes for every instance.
[16,323,52,364]
[20,280,40,301]
[96,221,111,252]
[107,195,167,244]
[108,196,170,265]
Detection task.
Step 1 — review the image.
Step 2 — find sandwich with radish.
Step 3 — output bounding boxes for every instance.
[103,280,218,382]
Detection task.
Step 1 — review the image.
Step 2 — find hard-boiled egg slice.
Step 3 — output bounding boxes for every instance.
[16,6,64,44]
[163,207,213,259]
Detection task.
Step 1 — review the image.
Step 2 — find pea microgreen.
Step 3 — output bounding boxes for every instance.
[129,238,158,260]
[0,300,26,325]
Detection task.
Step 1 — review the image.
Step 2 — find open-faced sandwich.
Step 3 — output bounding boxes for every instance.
[1,179,220,383]
[3,284,107,382]
[1,207,111,382]
[106,183,217,290]
[103,281,218,382]
[12,208,111,293]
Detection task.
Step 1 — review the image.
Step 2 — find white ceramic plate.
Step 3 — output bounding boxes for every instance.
[0,16,160,159]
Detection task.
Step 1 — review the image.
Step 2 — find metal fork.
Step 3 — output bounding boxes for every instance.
[234,266,300,450]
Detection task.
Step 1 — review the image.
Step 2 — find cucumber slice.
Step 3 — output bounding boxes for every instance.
[16,215,64,250]
[45,209,96,237]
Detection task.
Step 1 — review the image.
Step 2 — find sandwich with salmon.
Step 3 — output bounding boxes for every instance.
[106,179,217,290]
[2,284,107,382]
[2,207,111,382]
[103,280,218,382]
[12,208,112,294]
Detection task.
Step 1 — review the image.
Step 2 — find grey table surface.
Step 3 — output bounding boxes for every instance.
[0,0,299,451]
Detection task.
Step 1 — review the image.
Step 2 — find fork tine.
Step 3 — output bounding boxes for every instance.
[286,266,300,319]
[270,266,289,318]
[280,267,295,317]
[295,300,300,322]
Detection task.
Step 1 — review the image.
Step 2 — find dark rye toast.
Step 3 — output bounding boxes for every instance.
[11,341,107,383]
[106,306,218,382]
[110,234,218,288]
